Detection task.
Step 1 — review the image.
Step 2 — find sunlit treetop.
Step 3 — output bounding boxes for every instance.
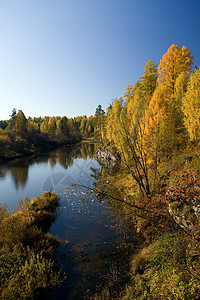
[157,44,194,92]
[123,84,133,103]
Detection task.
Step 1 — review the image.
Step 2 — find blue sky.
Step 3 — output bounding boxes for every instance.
[0,0,200,120]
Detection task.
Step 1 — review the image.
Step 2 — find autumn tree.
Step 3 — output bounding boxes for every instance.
[94,105,105,143]
[143,85,177,174]
[107,104,151,197]
[140,60,157,97]
[152,45,194,148]
[157,44,194,93]
[67,119,77,139]
[80,117,86,136]
[105,98,124,145]
[182,68,200,141]
[123,84,133,103]
[85,116,94,137]
[126,61,157,132]
[15,110,27,136]
[56,116,69,137]
[40,117,50,134]
[87,125,92,135]
[8,108,17,130]
[27,121,39,134]
[173,72,188,142]
[48,117,56,137]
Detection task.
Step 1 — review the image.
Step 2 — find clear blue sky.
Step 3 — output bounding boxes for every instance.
[0,0,200,120]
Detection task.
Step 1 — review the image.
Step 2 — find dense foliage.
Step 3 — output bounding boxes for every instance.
[0,43,199,299]
[0,111,95,161]
[0,191,62,299]
[98,44,199,197]
[93,44,200,299]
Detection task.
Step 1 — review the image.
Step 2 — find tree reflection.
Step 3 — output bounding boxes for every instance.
[0,143,97,190]
[0,167,7,179]
[48,156,57,169]
[53,144,96,169]
[9,160,29,190]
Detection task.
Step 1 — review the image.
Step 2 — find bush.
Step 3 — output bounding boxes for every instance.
[122,233,200,300]
[0,192,62,299]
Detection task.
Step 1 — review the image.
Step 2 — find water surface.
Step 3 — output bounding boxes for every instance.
[0,144,133,299]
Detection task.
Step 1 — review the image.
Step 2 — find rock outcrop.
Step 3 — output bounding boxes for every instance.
[96,148,119,169]
[167,183,200,237]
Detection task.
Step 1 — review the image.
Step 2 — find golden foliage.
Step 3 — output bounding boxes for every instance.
[123,84,133,103]
[182,68,200,141]
[157,44,194,92]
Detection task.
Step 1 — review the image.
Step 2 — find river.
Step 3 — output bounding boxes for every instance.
[0,144,134,299]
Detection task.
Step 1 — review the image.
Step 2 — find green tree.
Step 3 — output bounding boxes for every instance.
[15,110,27,136]
[106,98,123,145]
[8,108,17,130]
[56,116,69,138]
[94,105,105,143]
[0,120,8,130]
[140,60,157,97]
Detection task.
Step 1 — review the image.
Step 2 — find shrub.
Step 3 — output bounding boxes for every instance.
[121,233,200,300]
[0,192,62,299]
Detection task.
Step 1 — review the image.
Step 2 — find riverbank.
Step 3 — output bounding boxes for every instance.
[92,142,200,299]
[0,132,82,164]
[80,137,99,144]
[0,191,62,299]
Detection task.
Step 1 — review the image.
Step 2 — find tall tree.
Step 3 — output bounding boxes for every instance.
[182,68,200,141]
[48,117,56,137]
[140,60,157,97]
[8,108,17,130]
[123,84,133,103]
[157,44,194,93]
[61,116,69,137]
[94,105,105,143]
[40,117,49,134]
[127,61,157,129]
[106,98,123,145]
[173,72,188,142]
[144,86,176,169]
[15,110,27,136]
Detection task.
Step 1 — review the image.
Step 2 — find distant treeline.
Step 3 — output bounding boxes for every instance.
[0,111,95,140]
[0,110,97,161]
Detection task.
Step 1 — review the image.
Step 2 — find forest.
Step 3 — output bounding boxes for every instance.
[0,43,200,299]
[91,44,200,299]
[0,109,95,162]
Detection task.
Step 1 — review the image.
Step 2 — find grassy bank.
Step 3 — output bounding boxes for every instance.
[0,191,62,299]
[92,143,200,299]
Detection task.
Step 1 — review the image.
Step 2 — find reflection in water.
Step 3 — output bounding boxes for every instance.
[0,167,7,179]
[0,160,29,189]
[0,143,97,190]
[49,155,57,169]
[10,163,29,189]
[0,143,134,299]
